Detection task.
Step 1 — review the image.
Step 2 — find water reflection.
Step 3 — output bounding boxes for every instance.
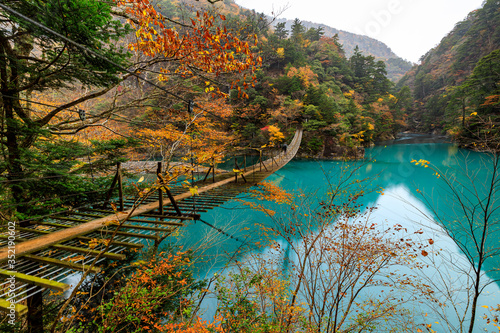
[170,139,500,331]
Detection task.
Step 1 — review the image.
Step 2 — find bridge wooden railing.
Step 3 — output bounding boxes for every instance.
[0,129,302,316]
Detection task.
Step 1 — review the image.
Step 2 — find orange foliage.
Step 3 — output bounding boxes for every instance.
[132,97,236,180]
[287,66,318,88]
[98,251,224,332]
[249,181,293,204]
[267,125,285,145]
[115,0,261,96]
[481,94,500,106]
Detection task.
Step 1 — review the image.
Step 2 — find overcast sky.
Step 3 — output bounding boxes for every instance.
[234,0,485,63]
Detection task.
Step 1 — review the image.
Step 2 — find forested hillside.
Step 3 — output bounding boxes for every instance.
[273,18,413,82]
[176,0,413,81]
[151,0,410,158]
[397,0,500,148]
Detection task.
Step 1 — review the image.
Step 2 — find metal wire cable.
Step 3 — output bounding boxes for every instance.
[197,218,257,250]
[0,94,79,113]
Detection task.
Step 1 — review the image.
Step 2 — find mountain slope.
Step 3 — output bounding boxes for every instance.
[271,19,413,82]
[274,19,397,59]
[163,0,413,81]
[396,0,500,134]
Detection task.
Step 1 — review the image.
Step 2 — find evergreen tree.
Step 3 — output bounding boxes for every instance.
[274,22,288,40]
[291,18,305,43]
[0,0,131,214]
[304,26,324,42]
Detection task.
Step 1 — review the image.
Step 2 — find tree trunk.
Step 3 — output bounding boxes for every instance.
[27,288,43,333]
[4,93,25,211]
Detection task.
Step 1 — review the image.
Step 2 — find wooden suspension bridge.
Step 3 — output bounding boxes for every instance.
[0,129,302,316]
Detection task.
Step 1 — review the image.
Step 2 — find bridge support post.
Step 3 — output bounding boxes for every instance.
[259,151,262,171]
[157,162,164,215]
[165,187,182,216]
[235,160,246,183]
[117,162,124,211]
[234,156,237,183]
[203,166,212,182]
[27,287,43,333]
[103,163,120,209]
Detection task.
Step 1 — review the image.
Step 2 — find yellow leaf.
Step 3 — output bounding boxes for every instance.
[132,260,147,266]
[482,305,489,308]
[189,186,198,196]
[138,176,144,183]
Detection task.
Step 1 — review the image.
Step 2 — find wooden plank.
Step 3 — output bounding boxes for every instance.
[50,245,125,261]
[139,213,194,221]
[52,216,88,223]
[0,234,29,242]
[162,208,208,213]
[175,203,219,209]
[82,208,115,214]
[23,254,101,274]
[30,221,77,228]
[0,298,28,316]
[70,212,106,218]
[119,219,183,227]
[7,230,143,249]
[0,269,69,292]
[56,213,174,226]
[182,197,226,203]
[97,229,159,241]
[17,227,53,235]
[119,224,174,233]
[77,236,144,249]
[32,220,172,232]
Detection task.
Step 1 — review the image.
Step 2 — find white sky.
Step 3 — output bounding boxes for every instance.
[234,0,485,63]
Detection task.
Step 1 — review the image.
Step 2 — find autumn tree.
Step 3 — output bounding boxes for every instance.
[215,164,437,332]
[412,155,500,333]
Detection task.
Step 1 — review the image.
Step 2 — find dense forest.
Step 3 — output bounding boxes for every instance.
[397,0,500,149]
[272,18,414,81]
[175,0,411,157]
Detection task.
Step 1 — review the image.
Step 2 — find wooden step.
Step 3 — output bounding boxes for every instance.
[0,269,69,292]
[0,298,28,316]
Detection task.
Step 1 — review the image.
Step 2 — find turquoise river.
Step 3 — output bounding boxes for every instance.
[171,135,500,332]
